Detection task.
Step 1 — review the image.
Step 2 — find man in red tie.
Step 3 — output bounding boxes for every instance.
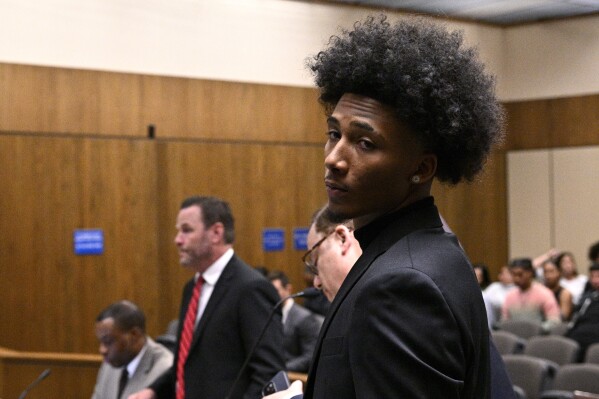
[130,196,284,399]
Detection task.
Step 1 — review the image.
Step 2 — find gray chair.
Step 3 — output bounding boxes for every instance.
[525,335,580,366]
[503,354,557,399]
[493,330,527,355]
[500,319,544,339]
[584,343,599,365]
[540,364,599,399]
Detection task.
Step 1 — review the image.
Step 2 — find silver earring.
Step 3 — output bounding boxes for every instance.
[411,175,421,184]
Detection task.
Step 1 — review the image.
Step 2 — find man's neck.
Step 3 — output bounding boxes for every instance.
[193,244,233,273]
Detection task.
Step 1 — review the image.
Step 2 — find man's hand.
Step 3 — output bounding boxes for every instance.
[127,388,156,399]
[262,380,303,399]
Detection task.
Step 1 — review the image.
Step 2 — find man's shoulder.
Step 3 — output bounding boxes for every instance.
[289,303,314,320]
[379,227,470,276]
[146,337,174,358]
[531,281,556,298]
[226,255,269,283]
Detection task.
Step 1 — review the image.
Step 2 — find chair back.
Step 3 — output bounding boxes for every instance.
[493,330,527,355]
[525,335,580,366]
[503,354,557,399]
[500,319,544,339]
[585,343,599,365]
[551,364,599,394]
[549,322,570,336]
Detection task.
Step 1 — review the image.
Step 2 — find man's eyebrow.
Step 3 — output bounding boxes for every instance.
[327,116,375,133]
[350,120,374,132]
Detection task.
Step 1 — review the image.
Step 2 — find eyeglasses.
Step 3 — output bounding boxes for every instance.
[301,232,333,276]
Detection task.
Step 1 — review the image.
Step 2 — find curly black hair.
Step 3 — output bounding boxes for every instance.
[307,15,504,184]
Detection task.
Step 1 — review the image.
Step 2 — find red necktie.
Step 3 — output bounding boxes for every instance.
[176,276,204,399]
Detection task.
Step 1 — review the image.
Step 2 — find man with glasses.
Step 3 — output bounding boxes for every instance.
[302,208,357,302]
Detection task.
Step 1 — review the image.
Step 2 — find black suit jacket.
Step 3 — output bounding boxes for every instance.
[304,198,491,398]
[150,254,285,399]
[284,303,322,373]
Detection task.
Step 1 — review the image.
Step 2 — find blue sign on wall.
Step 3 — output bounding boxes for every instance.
[293,227,309,251]
[74,229,104,255]
[262,228,285,252]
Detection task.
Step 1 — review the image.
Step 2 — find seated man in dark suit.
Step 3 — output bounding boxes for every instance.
[92,300,173,399]
[267,270,322,373]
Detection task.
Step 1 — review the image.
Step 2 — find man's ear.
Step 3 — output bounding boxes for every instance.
[129,326,144,341]
[412,153,438,184]
[335,225,353,255]
[209,222,225,244]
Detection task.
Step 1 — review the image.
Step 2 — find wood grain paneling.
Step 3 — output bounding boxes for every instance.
[0,64,144,136]
[504,93,599,150]
[0,63,326,142]
[0,135,161,353]
[154,141,327,323]
[141,76,326,142]
[433,150,508,278]
[0,347,101,399]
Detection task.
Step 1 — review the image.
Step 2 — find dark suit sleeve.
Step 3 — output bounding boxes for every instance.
[286,312,321,372]
[147,369,175,399]
[238,277,285,399]
[349,270,467,398]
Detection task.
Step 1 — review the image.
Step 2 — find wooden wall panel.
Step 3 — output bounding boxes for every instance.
[504,93,599,150]
[0,349,101,399]
[550,94,599,147]
[0,63,326,142]
[0,135,161,353]
[433,151,508,278]
[141,76,326,142]
[154,141,327,323]
[0,64,144,136]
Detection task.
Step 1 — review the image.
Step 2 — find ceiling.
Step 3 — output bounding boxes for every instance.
[317,0,599,25]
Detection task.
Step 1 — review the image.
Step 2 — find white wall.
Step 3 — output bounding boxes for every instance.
[508,147,599,272]
[0,0,504,89]
[1,1,597,99]
[503,16,599,101]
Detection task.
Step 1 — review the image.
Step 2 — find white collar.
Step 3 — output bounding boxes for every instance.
[195,248,234,286]
[126,340,148,377]
[281,299,293,324]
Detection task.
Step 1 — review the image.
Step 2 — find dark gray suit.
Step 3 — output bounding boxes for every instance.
[150,255,285,399]
[91,338,173,399]
[283,303,322,372]
[304,198,491,398]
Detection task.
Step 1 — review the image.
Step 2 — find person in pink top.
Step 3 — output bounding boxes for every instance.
[502,258,561,331]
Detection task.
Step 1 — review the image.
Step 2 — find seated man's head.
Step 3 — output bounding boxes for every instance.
[95,300,146,368]
[267,270,293,301]
[508,258,535,291]
[304,206,360,301]
[307,15,503,226]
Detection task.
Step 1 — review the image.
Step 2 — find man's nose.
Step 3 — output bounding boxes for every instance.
[325,140,348,175]
[313,275,322,289]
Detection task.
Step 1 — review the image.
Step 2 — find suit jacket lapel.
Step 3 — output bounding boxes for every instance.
[306,199,442,389]
[188,256,237,351]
